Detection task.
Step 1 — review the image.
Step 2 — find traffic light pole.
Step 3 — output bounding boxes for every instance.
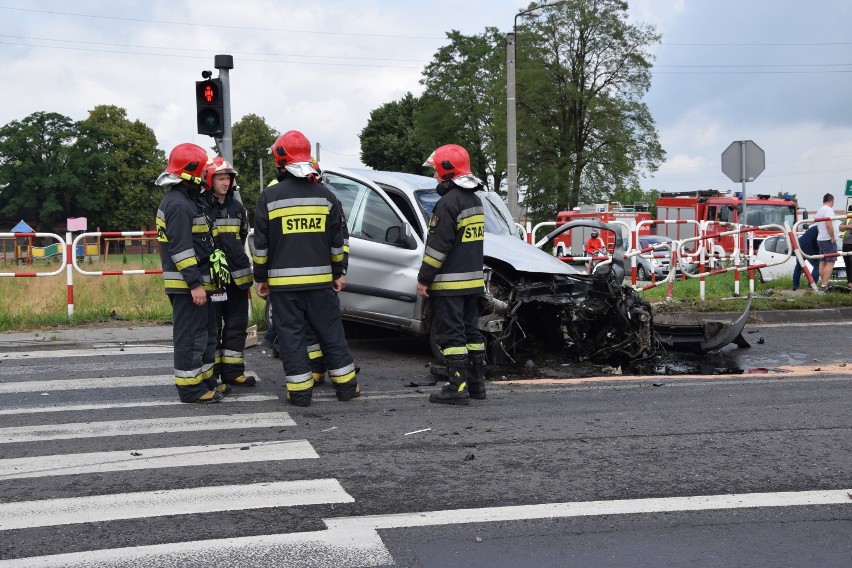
[214,55,234,165]
[213,54,239,203]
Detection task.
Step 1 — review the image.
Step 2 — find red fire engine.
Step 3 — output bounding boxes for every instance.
[552,203,652,257]
[655,190,798,256]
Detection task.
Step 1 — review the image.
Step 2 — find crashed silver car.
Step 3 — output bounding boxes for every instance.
[319,168,739,365]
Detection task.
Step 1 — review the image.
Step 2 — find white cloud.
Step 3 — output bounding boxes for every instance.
[3,0,852,215]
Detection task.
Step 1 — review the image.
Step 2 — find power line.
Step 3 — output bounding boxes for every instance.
[317,145,358,157]
[0,34,427,63]
[0,41,423,69]
[662,41,852,46]
[653,69,852,75]
[656,63,852,69]
[0,6,445,40]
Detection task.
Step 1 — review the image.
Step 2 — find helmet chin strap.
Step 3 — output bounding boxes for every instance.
[180,172,203,185]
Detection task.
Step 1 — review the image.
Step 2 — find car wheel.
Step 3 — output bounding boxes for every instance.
[637,265,648,281]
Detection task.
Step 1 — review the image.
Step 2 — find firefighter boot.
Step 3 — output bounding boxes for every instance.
[335,368,360,401]
[429,357,470,406]
[468,353,487,400]
[286,387,313,407]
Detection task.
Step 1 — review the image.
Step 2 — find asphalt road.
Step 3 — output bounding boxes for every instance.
[0,319,850,566]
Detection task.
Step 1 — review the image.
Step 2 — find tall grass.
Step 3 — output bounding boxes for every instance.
[2,256,850,331]
[0,256,267,331]
[640,270,852,313]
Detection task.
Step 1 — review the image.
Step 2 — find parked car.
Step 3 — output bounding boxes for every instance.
[264,167,750,364]
[633,235,697,281]
[754,234,846,283]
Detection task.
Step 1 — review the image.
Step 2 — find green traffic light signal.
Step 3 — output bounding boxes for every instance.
[195,79,224,137]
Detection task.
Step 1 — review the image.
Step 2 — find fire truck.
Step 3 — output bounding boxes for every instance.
[552,203,652,257]
[655,190,798,256]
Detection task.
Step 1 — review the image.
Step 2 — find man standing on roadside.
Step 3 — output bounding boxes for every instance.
[816,193,839,290]
[791,224,820,291]
[253,130,359,407]
[156,143,222,404]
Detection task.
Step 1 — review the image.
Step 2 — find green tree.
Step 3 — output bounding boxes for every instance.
[360,92,430,174]
[610,187,657,210]
[0,111,78,228]
[415,28,507,192]
[231,113,278,223]
[73,105,164,230]
[518,0,665,223]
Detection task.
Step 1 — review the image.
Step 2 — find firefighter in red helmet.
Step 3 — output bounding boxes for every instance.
[156,143,225,403]
[418,144,487,405]
[201,157,256,388]
[253,130,359,407]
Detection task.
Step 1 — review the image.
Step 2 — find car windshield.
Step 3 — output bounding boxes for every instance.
[638,236,671,248]
[414,189,515,236]
[743,203,796,227]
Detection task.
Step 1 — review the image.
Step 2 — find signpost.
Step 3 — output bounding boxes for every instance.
[845,179,852,197]
[721,140,766,275]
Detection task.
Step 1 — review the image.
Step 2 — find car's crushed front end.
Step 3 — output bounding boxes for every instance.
[480,217,655,365]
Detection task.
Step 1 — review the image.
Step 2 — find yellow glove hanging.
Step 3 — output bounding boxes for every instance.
[209,248,231,287]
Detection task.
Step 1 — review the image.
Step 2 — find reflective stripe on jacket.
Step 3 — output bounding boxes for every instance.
[212,192,254,289]
[156,184,216,294]
[252,176,348,292]
[417,183,485,296]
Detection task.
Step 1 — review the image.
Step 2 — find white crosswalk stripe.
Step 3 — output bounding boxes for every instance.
[0,345,173,360]
[0,393,280,415]
[0,412,296,444]
[0,371,262,394]
[1,479,353,531]
[0,439,318,480]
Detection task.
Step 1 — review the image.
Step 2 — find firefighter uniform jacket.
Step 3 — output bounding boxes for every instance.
[156,183,216,294]
[253,176,348,291]
[211,190,253,289]
[417,182,485,296]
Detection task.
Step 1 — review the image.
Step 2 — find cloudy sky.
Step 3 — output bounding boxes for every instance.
[2,0,852,212]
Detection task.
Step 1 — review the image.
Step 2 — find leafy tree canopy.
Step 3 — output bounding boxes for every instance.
[230,113,278,224]
[360,92,429,175]
[73,105,164,230]
[519,0,665,224]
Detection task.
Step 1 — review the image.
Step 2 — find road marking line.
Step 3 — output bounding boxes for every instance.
[0,526,392,568]
[0,412,295,444]
[0,371,261,394]
[0,478,353,531]
[326,488,852,531]
[499,363,852,385]
[0,394,279,415]
[0,346,173,360]
[1,488,847,567]
[0,439,317,480]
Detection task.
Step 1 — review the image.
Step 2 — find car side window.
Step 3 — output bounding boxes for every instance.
[359,190,405,243]
[765,236,780,253]
[323,174,362,228]
[324,173,406,244]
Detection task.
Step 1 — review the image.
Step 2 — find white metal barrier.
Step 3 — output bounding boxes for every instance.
[71,232,161,276]
[7,216,851,319]
[0,232,67,277]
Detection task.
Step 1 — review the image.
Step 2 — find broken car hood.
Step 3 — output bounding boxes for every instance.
[484,233,580,275]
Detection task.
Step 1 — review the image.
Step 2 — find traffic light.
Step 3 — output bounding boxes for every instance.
[195,78,224,137]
